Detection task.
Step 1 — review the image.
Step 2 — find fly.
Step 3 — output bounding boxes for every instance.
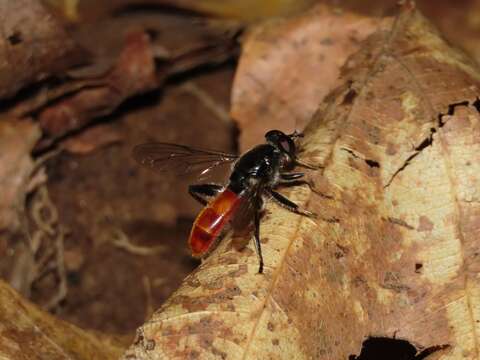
[133,130,319,273]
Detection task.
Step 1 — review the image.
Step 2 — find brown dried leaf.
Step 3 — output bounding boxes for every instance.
[0,279,125,359]
[38,31,157,139]
[307,0,480,66]
[61,123,123,154]
[0,0,84,99]
[122,3,480,360]
[231,5,384,151]
[30,15,237,145]
[71,8,239,62]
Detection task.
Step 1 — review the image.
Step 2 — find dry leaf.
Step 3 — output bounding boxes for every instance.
[31,18,237,145]
[122,3,480,359]
[0,0,84,99]
[61,123,122,154]
[231,5,384,151]
[0,279,125,359]
[38,31,157,139]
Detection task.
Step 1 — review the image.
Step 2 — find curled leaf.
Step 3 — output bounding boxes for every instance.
[38,31,157,139]
[0,280,125,359]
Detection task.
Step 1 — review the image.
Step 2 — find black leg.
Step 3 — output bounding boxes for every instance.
[278,172,333,199]
[253,196,264,274]
[279,173,310,190]
[278,176,319,195]
[278,179,313,190]
[188,184,223,206]
[280,172,304,181]
[269,189,317,218]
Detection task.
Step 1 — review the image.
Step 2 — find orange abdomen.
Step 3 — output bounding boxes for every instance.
[188,188,242,257]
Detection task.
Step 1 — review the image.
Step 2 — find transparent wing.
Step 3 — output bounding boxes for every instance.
[132,142,238,179]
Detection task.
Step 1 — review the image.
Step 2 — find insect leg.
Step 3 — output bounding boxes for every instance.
[278,179,314,191]
[253,196,264,274]
[188,184,223,206]
[280,172,304,181]
[269,189,317,218]
[278,172,322,194]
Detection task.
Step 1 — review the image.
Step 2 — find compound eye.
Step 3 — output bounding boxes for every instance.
[265,130,296,157]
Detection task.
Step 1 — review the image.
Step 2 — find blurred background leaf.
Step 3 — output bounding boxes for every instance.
[44,0,317,21]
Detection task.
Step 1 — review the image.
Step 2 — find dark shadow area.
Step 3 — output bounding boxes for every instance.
[112,3,203,19]
[349,337,450,360]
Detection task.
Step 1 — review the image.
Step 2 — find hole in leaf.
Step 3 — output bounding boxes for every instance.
[365,159,380,168]
[438,100,469,127]
[342,88,357,105]
[472,97,480,113]
[7,32,22,45]
[446,100,469,116]
[349,337,449,360]
[414,132,434,151]
[340,148,380,168]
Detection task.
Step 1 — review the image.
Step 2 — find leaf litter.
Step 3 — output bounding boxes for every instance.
[2,0,480,359]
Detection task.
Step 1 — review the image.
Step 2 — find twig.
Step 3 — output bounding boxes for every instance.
[31,185,58,236]
[44,226,68,310]
[181,82,231,124]
[111,228,165,256]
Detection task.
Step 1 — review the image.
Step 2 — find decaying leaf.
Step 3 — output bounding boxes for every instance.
[0,0,84,99]
[30,17,237,146]
[122,3,480,359]
[38,31,157,139]
[61,123,122,154]
[231,5,385,150]
[0,279,125,359]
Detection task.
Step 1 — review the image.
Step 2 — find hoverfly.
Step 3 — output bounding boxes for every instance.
[133,130,318,273]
